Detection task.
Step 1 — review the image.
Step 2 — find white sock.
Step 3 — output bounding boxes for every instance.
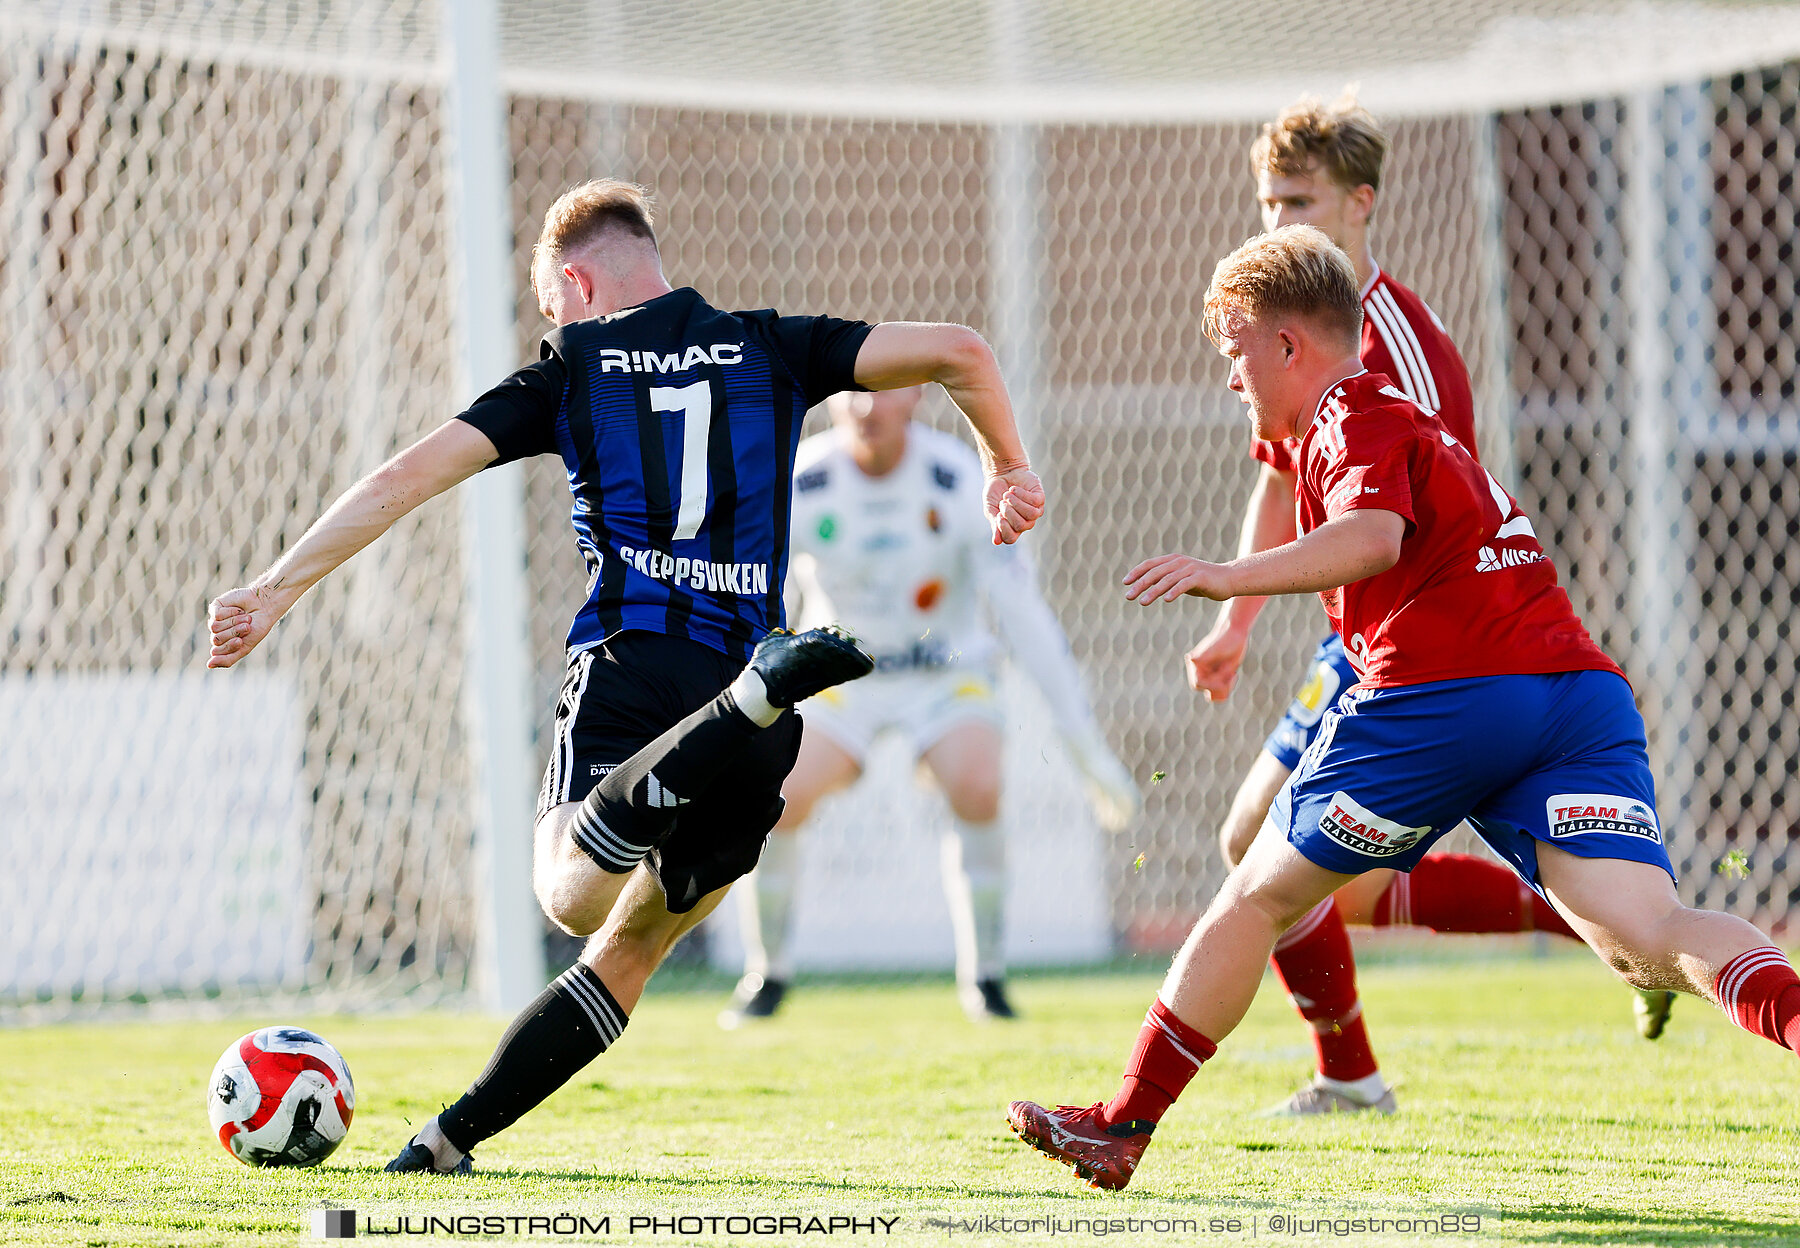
[1315,1071,1389,1104]
[741,833,799,981]
[417,1115,466,1171]
[941,817,1006,985]
[728,668,781,728]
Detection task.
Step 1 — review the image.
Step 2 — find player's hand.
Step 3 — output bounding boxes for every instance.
[207,584,291,669]
[984,466,1045,545]
[1123,554,1232,604]
[1185,622,1249,702]
[1062,726,1142,833]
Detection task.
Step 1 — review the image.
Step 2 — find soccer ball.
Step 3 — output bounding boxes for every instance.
[207,1026,356,1167]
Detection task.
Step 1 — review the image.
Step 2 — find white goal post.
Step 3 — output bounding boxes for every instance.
[444,0,544,1013]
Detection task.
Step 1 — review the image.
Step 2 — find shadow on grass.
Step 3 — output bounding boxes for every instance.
[1521,1202,1800,1245]
[365,1164,1120,1203]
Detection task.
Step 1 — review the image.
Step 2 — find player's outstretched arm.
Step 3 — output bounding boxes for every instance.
[851,322,1043,545]
[207,419,500,669]
[1185,462,1299,701]
[1125,509,1404,605]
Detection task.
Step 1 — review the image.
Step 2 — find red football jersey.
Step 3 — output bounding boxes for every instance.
[1255,265,1476,472]
[1296,371,1621,688]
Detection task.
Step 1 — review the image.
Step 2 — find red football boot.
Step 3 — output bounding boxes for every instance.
[1006,1101,1154,1190]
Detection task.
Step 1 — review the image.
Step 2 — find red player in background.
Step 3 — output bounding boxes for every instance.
[1009,225,1800,1191]
[1184,94,1671,1118]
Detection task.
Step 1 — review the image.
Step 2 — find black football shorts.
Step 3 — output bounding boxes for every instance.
[539,629,802,913]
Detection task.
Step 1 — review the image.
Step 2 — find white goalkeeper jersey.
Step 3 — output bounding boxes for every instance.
[788,424,999,669]
[786,424,1102,735]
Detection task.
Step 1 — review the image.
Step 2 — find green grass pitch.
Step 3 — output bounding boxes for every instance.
[2,948,1796,1246]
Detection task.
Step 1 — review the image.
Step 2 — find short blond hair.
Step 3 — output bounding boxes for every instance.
[1203,225,1362,347]
[1251,91,1388,194]
[532,178,658,294]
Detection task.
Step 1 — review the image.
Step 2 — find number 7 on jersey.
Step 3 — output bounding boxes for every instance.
[650,380,713,542]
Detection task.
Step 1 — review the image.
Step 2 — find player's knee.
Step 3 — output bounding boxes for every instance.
[536,853,618,937]
[1265,888,1326,934]
[1219,809,1260,868]
[1219,761,1286,868]
[541,896,595,938]
[540,880,607,938]
[532,860,572,931]
[1214,863,1311,933]
[774,796,813,831]
[947,777,1001,824]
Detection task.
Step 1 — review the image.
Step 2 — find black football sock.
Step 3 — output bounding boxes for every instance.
[569,685,769,874]
[436,964,628,1155]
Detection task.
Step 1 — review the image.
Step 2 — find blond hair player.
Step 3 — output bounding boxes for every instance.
[1186,94,1670,1119]
[1009,225,1800,1191]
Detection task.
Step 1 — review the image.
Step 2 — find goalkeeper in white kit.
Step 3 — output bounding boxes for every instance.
[721,385,1140,1025]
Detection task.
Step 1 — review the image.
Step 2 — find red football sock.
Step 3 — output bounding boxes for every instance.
[1270,900,1378,1082]
[1102,998,1217,1127]
[1374,853,1580,941]
[1715,947,1800,1052]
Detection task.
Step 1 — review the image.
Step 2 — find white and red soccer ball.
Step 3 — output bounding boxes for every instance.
[207,1026,356,1167]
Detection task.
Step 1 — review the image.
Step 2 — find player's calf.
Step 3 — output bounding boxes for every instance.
[1597,922,1800,1056]
[393,879,721,1170]
[1539,845,1800,1053]
[1266,898,1390,1110]
[389,961,629,1175]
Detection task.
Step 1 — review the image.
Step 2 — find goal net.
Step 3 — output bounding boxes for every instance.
[4,0,1798,1014]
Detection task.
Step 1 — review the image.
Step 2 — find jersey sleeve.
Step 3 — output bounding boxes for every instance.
[455,352,565,466]
[1313,408,1417,526]
[740,312,875,408]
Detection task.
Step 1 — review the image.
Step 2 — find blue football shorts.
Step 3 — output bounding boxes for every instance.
[1265,668,1674,898]
[1263,633,1360,770]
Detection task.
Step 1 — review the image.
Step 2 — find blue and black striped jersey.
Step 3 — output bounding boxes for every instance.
[458,287,871,663]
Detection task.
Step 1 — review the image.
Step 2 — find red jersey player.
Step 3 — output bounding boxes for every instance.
[1006,226,1800,1191]
[1184,94,1663,1121]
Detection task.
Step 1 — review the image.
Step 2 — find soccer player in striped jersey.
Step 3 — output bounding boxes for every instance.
[206,179,1043,1173]
[1182,95,1668,1119]
[1009,226,1800,1191]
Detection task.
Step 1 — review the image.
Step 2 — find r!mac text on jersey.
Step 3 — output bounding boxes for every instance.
[595,344,743,373]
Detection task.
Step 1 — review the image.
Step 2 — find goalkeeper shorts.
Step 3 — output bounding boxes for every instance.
[798,664,1001,765]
